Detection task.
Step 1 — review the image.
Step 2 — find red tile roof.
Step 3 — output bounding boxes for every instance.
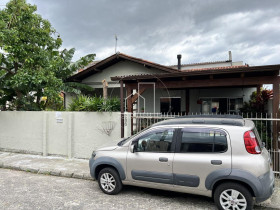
[68,52,179,81]
[78,61,100,72]
[111,64,280,81]
[182,64,249,72]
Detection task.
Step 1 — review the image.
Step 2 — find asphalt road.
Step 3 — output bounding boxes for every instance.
[0,169,274,210]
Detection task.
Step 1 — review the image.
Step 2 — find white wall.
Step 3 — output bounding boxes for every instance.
[82,61,163,88]
[0,112,131,159]
[0,112,43,153]
[65,93,75,110]
[137,87,255,113]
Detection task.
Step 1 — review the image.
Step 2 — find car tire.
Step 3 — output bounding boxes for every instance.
[98,167,122,195]
[214,182,253,210]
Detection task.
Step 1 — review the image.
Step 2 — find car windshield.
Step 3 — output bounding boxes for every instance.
[117,126,151,146]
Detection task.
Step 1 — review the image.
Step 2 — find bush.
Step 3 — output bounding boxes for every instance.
[68,95,120,112]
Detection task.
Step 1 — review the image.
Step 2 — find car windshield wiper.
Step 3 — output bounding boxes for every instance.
[117,138,128,146]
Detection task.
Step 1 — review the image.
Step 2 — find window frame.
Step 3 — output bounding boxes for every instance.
[131,127,179,153]
[175,127,228,153]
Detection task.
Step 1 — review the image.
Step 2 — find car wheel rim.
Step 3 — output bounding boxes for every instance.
[219,189,247,210]
[100,173,116,192]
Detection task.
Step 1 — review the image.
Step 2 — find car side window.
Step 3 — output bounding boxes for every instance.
[180,128,227,153]
[135,129,174,152]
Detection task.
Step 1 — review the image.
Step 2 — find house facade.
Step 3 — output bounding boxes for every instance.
[68,52,257,114]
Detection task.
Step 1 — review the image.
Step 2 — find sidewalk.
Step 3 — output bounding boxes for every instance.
[0,151,279,209]
[0,151,92,180]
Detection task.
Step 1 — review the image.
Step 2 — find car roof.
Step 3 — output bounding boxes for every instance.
[152,115,246,127]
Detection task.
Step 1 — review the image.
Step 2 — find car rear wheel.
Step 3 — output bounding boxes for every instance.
[98,167,122,195]
[214,182,253,210]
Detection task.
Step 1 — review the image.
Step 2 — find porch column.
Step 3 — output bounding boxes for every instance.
[126,85,133,135]
[120,80,124,138]
[272,82,279,172]
[126,86,133,113]
[185,89,190,114]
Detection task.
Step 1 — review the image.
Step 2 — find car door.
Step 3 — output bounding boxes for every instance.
[126,127,177,186]
[173,127,232,192]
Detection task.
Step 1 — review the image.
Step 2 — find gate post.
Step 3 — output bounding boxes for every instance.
[120,80,124,138]
[272,82,279,173]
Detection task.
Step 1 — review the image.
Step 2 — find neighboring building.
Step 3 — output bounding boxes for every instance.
[67,52,279,115]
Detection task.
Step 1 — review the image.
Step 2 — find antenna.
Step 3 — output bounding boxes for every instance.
[115,34,118,53]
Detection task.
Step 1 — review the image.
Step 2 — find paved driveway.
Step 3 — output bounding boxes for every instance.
[0,169,275,210]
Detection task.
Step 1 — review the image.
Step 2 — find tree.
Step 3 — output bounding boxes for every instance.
[59,48,95,96]
[0,0,95,110]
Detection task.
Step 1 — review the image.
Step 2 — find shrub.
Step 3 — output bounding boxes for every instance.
[68,95,121,112]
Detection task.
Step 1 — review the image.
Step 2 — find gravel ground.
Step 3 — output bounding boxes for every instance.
[0,169,277,210]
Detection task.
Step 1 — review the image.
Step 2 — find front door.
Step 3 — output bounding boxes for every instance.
[126,127,176,185]
[173,127,231,191]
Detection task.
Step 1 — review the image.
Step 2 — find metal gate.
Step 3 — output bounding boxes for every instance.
[132,112,280,175]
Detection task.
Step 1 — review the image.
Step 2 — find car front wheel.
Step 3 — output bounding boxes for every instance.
[214,182,253,210]
[98,167,122,195]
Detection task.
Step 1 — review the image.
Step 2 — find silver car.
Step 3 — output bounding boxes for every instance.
[89,115,274,210]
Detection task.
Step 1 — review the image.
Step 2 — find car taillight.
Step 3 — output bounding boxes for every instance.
[244,130,261,154]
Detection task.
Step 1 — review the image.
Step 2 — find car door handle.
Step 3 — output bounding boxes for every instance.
[211,160,222,165]
[159,157,168,162]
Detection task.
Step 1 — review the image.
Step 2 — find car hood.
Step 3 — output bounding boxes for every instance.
[97,146,118,151]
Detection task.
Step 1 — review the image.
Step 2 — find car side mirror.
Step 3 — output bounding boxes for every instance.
[130,144,136,153]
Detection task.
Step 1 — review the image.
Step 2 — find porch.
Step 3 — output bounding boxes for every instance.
[112,64,280,173]
[113,64,280,135]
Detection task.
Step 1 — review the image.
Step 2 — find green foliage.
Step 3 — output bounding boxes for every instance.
[0,0,95,111]
[240,88,273,114]
[0,0,62,110]
[104,97,121,111]
[43,95,64,111]
[254,120,272,149]
[68,95,89,111]
[68,95,121,112]
[58,48,95,95]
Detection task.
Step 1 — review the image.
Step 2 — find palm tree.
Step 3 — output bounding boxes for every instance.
[58,48,96,95]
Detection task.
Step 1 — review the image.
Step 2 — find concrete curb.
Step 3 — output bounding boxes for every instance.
[0,161,94,181]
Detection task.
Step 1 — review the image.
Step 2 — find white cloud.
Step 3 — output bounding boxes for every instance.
[1,0,279,66]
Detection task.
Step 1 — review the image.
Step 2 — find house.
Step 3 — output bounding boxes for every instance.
[68,51,279,115]
[67,52,180,110]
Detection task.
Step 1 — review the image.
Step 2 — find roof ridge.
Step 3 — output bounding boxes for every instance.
[169,60,232,67]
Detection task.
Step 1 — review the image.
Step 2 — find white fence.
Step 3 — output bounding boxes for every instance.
[0,111,128,159]
[0,111,279,175]
[133,113,280,175]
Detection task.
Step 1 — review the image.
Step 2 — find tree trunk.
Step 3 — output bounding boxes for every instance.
[102,79,108,100]
[15,89,23,110]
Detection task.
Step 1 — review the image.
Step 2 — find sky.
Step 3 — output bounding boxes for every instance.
[1,0,280,66]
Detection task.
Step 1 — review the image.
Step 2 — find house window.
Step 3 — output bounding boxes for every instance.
[201,98,243,114]
[160,97,181,114]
